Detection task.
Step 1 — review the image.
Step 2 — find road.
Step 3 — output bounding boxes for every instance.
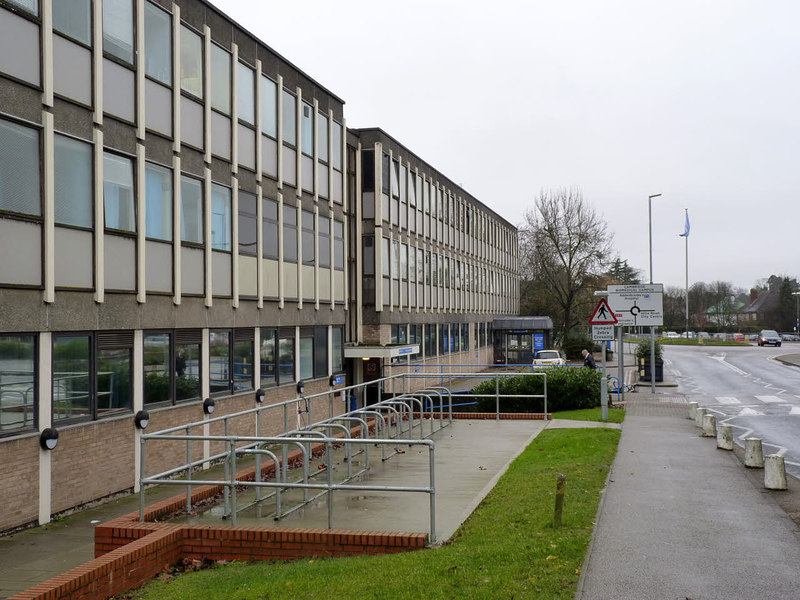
[666,343,800,478]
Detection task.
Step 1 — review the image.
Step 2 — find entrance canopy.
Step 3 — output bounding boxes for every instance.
[344,344,420,359]
[492,316,554,365]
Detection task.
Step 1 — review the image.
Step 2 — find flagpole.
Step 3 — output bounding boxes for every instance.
[683,208,689,337]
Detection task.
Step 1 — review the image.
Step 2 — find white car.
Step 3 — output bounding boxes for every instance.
[532,350,566,366]
[665,331,680,339]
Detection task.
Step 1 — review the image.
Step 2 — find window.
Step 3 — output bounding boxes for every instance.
[233,329,254,392]
[144,1,171,84]
[262,197,278,259]
[0,334,36,434]
[53,332,133,423]
[391,240,399,279]
[439,324,449,355]
[382,237,390,277]
[103,152,135,232]
[54,0,91,46]
[175,329,201,402]
[0,119,40,216]
[6,0,37,14]
[333,220,344,270]
[103,0,134,63]
[261,76,277,138]
[318,113,328,163]
[282,90,296,146]
[237,62,255,124]
[180,25,203,99]
[299,328,313,380]
[54,134,92,228]
[331,326,343,373]
[209,44,230,114]
[461,323,469,351]
[301,102,313,156]
[180,175,203,244]
[401,244,408,281]
[209,330,230,395]
[145,162,172,241]
[143,331,171,404]
[211,184,231,251]
[425,324,437,357]
[314,326,328,378]
[283,204,297,262]
[301,210,314,265]
[332,121,342,171]
[238,191,257,256]
[208,329,256,395]
[278,328,295,383]
[260,327,277,386]
[381,153,390,197]
[361,149,374,193]
[319,215,330,268]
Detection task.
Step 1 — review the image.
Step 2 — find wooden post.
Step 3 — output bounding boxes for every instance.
[553,473,566,528]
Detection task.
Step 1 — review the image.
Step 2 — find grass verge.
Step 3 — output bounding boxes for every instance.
[551,407,625,424]
[132,428,620,600]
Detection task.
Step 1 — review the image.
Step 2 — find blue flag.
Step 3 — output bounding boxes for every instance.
[679,210,690,237]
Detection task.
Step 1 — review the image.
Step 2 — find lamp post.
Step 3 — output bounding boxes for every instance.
[648,193,662,394]
[793,291,800,337]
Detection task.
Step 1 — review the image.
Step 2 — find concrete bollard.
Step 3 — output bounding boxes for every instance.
[702,414,717,438]
[717,424,733,450]
[744,437,764,468]
[695,407,706,428]
[688,402,698,420]
[764,455,788,490]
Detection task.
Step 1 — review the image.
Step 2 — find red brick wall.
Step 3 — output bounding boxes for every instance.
[51,418,135,514]
[0,433,40,531]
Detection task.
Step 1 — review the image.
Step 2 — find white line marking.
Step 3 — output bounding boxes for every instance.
[715,397,740,405]
[790,407,800,416]
[738,407,763,416]
[756,395,782,403]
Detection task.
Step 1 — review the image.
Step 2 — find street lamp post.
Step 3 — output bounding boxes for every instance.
[793,292,800,336]
[648,193,662,394]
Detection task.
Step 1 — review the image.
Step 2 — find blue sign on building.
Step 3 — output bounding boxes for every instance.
[398,347,414,355]
[534,333,545,351]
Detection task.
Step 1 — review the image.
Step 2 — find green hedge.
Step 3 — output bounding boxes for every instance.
[471,367,602,413]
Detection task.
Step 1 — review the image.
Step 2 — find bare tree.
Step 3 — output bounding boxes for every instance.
[520,188,613,340]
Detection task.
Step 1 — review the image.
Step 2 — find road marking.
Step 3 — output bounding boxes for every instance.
[708,354,749,376]
[756,395,783,403]
[790,407,800,416]
[715,396,740,405]
[738,407,763,416]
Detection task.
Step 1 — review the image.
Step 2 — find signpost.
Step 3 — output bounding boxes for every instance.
[590,298,618,422]
[607,284,664,327]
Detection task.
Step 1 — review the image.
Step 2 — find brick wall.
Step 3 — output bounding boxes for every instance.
[0,433,39,531]
[51,418,135,514]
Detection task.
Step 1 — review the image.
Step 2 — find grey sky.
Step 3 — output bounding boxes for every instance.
[215,0,799,291]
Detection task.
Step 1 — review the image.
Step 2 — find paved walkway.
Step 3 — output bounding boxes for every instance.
[577,393,800,600]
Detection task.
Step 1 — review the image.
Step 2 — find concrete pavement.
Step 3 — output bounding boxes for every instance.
[577,393,800,600]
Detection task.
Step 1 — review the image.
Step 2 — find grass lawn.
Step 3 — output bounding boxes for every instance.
[132,428,620,600]
[551,407,625,424]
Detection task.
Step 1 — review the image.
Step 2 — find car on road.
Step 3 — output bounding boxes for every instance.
[532,350,566,367]
[733,333,746,343]
[758,330,782,347]
[781,334,800,342]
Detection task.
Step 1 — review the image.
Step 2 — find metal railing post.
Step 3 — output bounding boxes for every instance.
[495,376,500,421]
[326,440,334,529]
[429,442,437,544]
[282,404,289,483]
[185,425,192,512]
[230,440,238,526]
[139,435,146,522]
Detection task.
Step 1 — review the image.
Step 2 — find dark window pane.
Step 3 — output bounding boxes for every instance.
[314,327,327,378]
[176,342,201,401]
[0,334,36,432]
[209,330,231,395]
[97,348,131,416]
[143,332,171,404]
[259,328,276,385]
[278,331,295,382]
[233,338,253,391]
[53,335,90,421]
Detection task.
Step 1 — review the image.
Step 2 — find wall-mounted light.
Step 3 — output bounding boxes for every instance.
[255,388,265,404]
[134,410,150,430]
[39,428,59,451]
[296,381,305,395]
[362,357,369,361]
[203,397,215,414]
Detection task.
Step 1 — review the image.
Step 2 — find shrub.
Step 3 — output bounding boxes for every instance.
[635,338,663,363]
[471,367,602,413]
[561,331,600,361]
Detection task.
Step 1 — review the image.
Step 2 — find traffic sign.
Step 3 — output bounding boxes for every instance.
[607,284,664,326]
[589,298,618,325]
[592,324,615,341]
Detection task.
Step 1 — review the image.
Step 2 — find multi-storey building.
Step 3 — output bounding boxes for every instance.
[0,0,519,534]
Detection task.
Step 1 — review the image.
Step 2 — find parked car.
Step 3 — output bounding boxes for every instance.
[781,334,800,342]
[665,331,680,339]
[532,350,566,366]
[697,332,710,339]
[758,330,782,347]
[680,332,696,339]
[732,333,746,343]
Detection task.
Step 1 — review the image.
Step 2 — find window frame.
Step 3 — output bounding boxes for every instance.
[0,332,37,436]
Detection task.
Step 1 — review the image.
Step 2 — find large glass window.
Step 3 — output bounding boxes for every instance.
[209,330,230,395]
[0,334,36,434]
[103,0,134,64]
[299,328,313,380]
[233,330,254,392]
[180,25,203,99]
[317,113,328,163]
[261,76,277,138]
[143,331,171,404]
[282,90,296,146]
[334,220,344,270]
[301,210,314,265]
[96,347,132,416]
[262,197,278,259]
[283,205,297,262]
[301,102,313,156]
[54,134,92,228]
[332,121,342,171]
[211,183,231,251]
[52,335,90,421]
[145,162,172,241]
[210,44,230,114]
[238,191,257,256]
[6,0,38,14]
[54,0,91,46]
[331,326,343,373]
[260,327,277,386]
[314,326,328,378]
[144,1,171,85]
[318,215,330,268]
[237,62,255,124]
[0,119,40,217]
[176,332,201,402]
[278,328,295,383]
[180,175,203,244]
[103,152,135,232]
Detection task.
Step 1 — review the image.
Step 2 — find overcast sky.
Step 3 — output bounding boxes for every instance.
[215,0,799,292]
